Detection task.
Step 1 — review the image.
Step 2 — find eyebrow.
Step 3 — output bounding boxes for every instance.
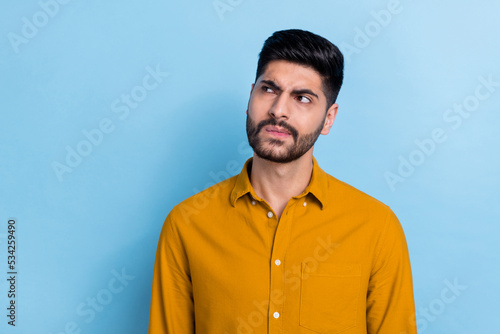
[260,79,319,100]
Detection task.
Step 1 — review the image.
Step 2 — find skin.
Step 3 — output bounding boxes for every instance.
[246,60,339,219]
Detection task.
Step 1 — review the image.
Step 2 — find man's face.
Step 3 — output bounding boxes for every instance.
[246,60,338,163]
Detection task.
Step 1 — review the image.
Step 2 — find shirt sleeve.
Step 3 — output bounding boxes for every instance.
[366,209,417,334]
[148,211,195,334]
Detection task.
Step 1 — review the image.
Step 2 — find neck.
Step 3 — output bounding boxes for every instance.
[250,150,314,217]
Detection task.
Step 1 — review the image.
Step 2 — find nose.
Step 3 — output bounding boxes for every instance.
[269,93,290,120]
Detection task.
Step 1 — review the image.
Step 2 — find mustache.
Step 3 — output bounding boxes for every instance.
[254,118,299,140]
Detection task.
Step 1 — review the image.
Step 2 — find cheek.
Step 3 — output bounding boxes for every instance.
[295,114,323,133]
[248,97,270,117]
[297,117,326,134]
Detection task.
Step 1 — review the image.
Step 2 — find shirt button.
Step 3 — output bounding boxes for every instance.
[267,211,273,218]
[303,201,307,207]
[275,259,281,266]
[273,312,280,319]
[251,200,256,205]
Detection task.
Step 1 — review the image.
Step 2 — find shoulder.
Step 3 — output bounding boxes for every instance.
[326,174,390,212]
[323,173,399,230]
[320,172,407,247]
[167,174,238,224]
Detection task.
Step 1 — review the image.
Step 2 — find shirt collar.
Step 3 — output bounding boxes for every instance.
[230,156,328,209]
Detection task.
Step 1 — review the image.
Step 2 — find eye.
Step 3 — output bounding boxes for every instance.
[297,95,312,103]
[262,86,274,93]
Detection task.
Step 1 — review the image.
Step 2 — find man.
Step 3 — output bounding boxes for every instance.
[149,29,417,334]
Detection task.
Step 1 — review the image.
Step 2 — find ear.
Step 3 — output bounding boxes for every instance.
[320,103,338,135]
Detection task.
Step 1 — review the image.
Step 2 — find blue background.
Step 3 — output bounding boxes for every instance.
[1,0,499,333]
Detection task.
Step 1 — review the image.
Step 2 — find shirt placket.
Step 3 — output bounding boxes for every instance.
[266,199,296,334]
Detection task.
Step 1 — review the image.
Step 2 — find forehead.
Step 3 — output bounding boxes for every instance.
[257,60,324,90]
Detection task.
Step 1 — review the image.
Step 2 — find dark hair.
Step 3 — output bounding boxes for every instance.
[255,29,344,107]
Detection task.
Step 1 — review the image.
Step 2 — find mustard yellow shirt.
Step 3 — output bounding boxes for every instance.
[149,157,417,334]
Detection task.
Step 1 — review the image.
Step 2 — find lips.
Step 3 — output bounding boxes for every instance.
[265,126,291,135]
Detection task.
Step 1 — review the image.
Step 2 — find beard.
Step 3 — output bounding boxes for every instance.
[246,113,325,163]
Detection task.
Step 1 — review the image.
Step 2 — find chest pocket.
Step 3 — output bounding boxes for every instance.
[299,262,361,333]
